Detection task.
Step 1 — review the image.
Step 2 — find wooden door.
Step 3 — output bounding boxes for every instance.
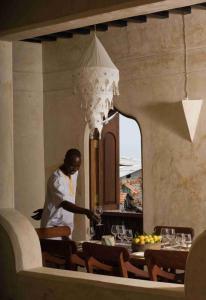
[99,112,120,209]
[89,112,120,210]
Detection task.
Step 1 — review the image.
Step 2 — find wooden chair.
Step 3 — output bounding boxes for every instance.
[35,226,85,270]
[82,242,149,279]
[154,226,194,238]
[35,225,71,240]
[145,249,188,283]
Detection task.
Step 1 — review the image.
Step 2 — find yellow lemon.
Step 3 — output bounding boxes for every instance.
[134,238,140,244]
[153,236,158,242]
[140,240,145,245]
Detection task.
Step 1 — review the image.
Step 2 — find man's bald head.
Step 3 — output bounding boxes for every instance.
[63,148,81,176]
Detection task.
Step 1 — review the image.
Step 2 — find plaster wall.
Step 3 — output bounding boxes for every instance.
[0,41,14,208]
[13,41,45,225]
[43,9,206,236]
[43,41,87,240]
[0,208,185,300]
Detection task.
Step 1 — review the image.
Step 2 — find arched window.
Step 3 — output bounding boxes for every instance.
[89,110,143,214]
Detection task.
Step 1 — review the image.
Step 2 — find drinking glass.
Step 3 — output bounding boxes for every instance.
[160,228,169,247]
[95,206,103,226]
[125,229,133,244]
[168,228,176,246]
[175,233,185,248]
[111,225,118,242]
[184,234,192,248]
[117,225,126,243]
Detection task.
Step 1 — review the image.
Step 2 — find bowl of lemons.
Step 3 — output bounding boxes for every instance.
[132,234,162,252]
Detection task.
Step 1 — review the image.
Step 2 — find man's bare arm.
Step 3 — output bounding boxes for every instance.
[59,201,99,223]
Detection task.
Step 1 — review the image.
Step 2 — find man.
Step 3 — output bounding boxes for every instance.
[32,148,98,235]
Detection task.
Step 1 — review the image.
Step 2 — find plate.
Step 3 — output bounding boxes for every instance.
[131,251,144,257]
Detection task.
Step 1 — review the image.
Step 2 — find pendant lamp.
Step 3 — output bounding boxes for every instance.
[75,34,119,139]
[181,15,203,142]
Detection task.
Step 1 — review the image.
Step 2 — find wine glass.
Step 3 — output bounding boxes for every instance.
[95,206,103,226]
[125,229,133,244]
[117,225,126,243]
[111,225,118,242]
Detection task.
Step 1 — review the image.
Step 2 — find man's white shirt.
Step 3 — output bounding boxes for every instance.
[41,169,78,233]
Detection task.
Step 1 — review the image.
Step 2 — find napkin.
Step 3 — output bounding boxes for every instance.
[101,235,115,246]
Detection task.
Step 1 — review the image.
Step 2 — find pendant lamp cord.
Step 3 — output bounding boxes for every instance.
[182,14,188,100]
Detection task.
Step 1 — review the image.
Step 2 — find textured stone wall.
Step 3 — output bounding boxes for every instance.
[43,9,206,236]
[13,41,45,225]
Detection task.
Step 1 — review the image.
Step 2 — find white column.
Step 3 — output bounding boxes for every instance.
[0,41,14,208]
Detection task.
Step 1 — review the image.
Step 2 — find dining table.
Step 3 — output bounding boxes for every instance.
[76,240,190,270]
[131,246,189,270]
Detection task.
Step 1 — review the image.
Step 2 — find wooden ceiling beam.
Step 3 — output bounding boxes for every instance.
[33,35,57,42]
[149,11,169,18]
[109,20,128,27]
[128,15,147,23]
[171,6,192,14]
[72,27,91,35]
[52,31,73,38]
[95,23,109,31]
[22,39,42,43]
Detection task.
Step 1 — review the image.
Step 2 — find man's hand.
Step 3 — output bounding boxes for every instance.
[31,208,43,220]
[86,210,100,223]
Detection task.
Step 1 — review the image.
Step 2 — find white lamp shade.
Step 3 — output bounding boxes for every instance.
[74,35,119,138]
[182,99,203,142]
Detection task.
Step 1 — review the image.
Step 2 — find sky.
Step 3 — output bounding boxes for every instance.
[119,114,142,168]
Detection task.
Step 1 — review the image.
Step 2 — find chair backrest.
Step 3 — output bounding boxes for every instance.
[39,238,85,270]
[145,249,188,282]
[40,239,77,257]
[35,226,82,269]
[82,242,129,266]
[35,226,71,239]
[82,242,149,279]
[154,226,194,238]
[82,242,129,276]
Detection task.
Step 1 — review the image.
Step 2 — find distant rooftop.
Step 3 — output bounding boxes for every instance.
[119,157,141,178]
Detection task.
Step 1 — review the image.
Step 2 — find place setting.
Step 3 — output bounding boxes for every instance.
[159,228,192,251]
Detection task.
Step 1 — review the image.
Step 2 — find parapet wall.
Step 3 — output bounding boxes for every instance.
[0,208,185,300]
